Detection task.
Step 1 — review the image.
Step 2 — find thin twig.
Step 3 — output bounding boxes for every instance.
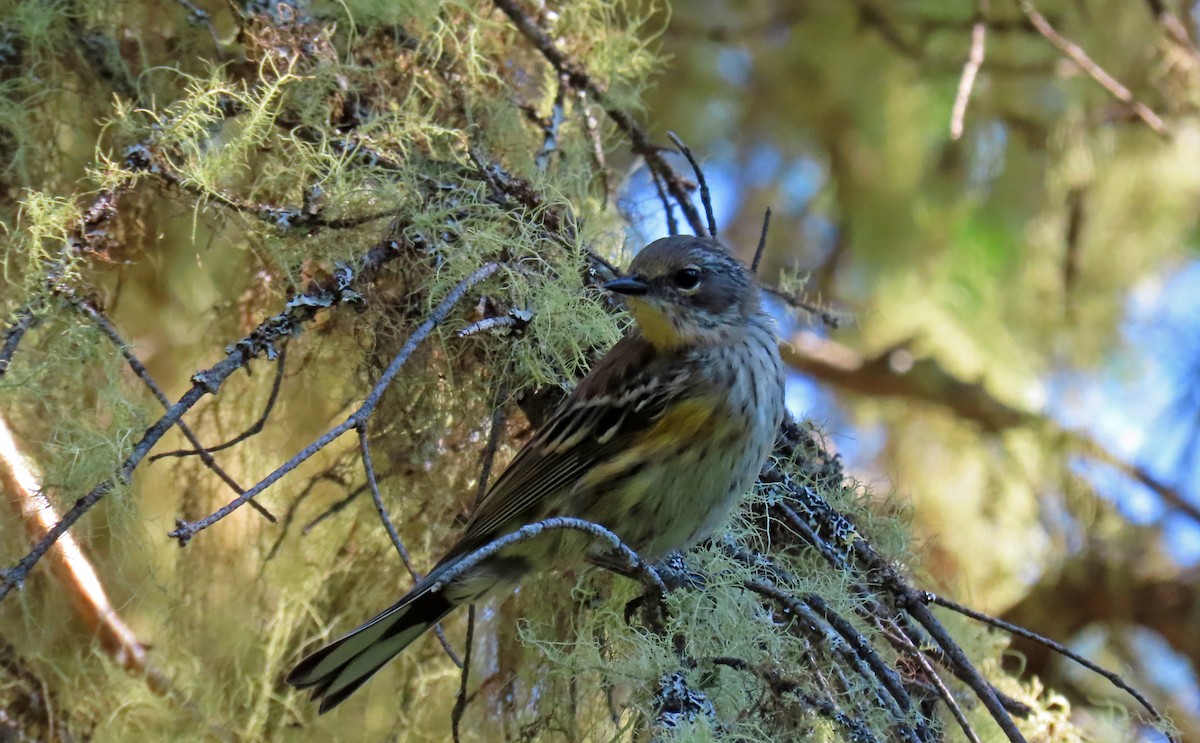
[900,594,1027,743]
[667,132,717,238]
[743,579,922,743]
[0,235,411,602]
[648,168,679,237]
[751,207,771,273]
[492,0,705,235]
[357,424,461,667]
[151,345,288,461]
[707,656,880,742]
[0,307,38,379]
[928,592,1178,739]
[772,461,1029,743]
[891,616,983,743]
[301,484,369,534]
[75,298,276,522]
[476,400,507,507]
[264,467,352,562]
[167,263,501,546]
[576,89,610,203]
[453,394,507,737]
[356,427,422,579]
[1020,0,1169,137]
[950,0,988,140]
[763,285,842,328]
[804,592,915,717]
[451,604,476,743]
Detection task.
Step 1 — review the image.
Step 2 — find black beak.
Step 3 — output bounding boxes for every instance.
[604,276,650,296]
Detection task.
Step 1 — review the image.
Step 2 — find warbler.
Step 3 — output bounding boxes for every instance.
[287,235,786,712]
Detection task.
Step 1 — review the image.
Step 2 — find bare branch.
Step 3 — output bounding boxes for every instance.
[751,207,771,274]
[167,263,501,545]
[492,0,706,235]
[1020,1,1169,137]
[929,592,1178,738]
[900,594,1026,742]
[667,131,717,238]
[150,345,288,461]
[74,298,276,522]
[357,424,461,667]
[950,1,988,140]
[0,234,412,602]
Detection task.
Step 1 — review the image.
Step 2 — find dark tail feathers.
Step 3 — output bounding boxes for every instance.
[286,586,454,713]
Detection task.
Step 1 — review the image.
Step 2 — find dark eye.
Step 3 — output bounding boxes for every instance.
[673,266,702,290]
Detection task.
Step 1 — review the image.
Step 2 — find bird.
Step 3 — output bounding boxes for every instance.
[286,234,786,712]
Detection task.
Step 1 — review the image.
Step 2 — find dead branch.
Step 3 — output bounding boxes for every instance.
[950,0,988,140]
[0,414,158,683]
[357,424,462,667]
[492,0,706,235]
[0,233,413,602]
[667,131,717,238]
[167,262,502,546]
[1020,1,1169,137]
[929,592,1171,724]
[73,297,275,522]
[150,345,288,461]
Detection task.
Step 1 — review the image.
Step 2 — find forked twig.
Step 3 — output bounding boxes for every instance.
[74,298,276,522]
[168,263,502,546]
[667,132,718,238]
[751,207,772,273]
[151,345,288,461]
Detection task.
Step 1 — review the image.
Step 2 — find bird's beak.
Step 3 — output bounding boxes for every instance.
[604,275,650,296]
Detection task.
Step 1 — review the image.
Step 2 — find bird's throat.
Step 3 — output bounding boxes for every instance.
[628,300,689,351]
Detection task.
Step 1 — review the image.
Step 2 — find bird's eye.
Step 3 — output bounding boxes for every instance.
[673,266,702,291]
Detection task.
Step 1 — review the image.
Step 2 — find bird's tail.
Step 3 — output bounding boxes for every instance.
[286,581,454,713]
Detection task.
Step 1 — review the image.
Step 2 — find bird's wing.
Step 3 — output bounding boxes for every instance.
[443,334,685,561]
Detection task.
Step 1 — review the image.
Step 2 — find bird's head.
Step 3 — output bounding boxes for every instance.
[605,236,760,351]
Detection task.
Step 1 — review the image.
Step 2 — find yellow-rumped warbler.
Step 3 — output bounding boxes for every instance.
[287,235,785,711]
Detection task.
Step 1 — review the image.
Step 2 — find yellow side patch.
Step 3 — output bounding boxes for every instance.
[576,398,718,492]
[641,398,719,450]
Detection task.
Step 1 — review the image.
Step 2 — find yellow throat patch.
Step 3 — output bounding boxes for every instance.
[627,298,687,350]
